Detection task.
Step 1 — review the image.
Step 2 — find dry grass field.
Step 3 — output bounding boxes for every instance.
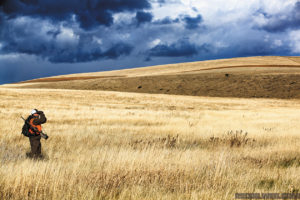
[1,56,300,199]
[0,88,300,200]
[8,56,300,99]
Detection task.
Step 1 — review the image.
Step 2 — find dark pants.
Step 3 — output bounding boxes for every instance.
[28,135,42,158]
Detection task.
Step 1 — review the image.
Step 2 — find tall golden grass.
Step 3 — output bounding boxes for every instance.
[0,88,299,199]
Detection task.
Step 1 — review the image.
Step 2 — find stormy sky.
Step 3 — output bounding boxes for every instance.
[0,0,300,84]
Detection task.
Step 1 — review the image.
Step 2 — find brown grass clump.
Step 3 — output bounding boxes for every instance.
[0,88,299,199]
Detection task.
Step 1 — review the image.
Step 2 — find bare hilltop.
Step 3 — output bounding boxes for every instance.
[5,56,300,99]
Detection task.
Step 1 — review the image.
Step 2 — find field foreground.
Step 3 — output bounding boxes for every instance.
[0,88,300,199]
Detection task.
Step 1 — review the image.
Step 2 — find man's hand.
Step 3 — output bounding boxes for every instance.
[41,132,49,140]
[32,127,39,133]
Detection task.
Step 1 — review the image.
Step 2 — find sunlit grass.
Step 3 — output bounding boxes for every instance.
[0,88,299,199]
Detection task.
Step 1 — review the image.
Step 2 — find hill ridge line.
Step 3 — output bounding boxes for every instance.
[17,64,300,84]
[180,64,300,74]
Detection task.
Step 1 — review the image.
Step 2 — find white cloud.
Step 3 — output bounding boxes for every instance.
[113,12,135,24]
[57,26,79,43]
[152,0,298,28]
[260,0,296,14]
[253,13,269,26]
[119,33,130,40]
[149,39,161,48]
[0,53,22,61]
[264,35,270,42]
[214,41,228,48]
[274,39,282,47]
[93,36,103,45]
[184,0,261,25]
[289,30,300,53]
[152,1,194,20]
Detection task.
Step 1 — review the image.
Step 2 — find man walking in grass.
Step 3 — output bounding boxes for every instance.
[25,109,47,159]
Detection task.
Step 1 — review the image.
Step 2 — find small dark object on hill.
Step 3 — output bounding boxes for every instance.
[137,85,142,89]
[225,73,229,77]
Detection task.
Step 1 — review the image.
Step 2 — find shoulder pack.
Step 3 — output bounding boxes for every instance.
[21,116,33,137]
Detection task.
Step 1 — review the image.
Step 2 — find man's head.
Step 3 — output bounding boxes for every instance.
[31,109,38,115]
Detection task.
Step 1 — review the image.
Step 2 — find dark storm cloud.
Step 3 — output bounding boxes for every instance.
[149,39,207,57]
[102,42,134,59]
[257,1,300,33]
[135,11,153,26]
[0,0,151,29]
[0,0,209,65]
[48,41,133,63]
[153,17,179,25]
[0,0,148,63]
[0,17,133,63]
[153,14,202,28]
[46,29,61,39]
[211,31,292,59]
[0,10,4,25]
[48,42,133,63]
[157,0,166,3]
[235,42,286,57]
[183,14,203,29]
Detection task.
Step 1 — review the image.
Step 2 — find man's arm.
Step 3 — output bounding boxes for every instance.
[32,111,47,125]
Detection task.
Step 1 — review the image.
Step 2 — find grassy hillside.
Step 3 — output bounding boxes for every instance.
[5,56,300,99]
[0,88,299,199]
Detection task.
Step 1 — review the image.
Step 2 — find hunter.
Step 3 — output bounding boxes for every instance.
[26,109,47,158]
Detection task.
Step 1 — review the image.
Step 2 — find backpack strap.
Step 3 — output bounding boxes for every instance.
[27,115,40,136]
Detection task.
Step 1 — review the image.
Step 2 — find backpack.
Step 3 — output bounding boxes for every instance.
[21,116,33,137]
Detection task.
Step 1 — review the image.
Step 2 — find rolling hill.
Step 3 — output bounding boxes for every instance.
[4,56,300,99]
